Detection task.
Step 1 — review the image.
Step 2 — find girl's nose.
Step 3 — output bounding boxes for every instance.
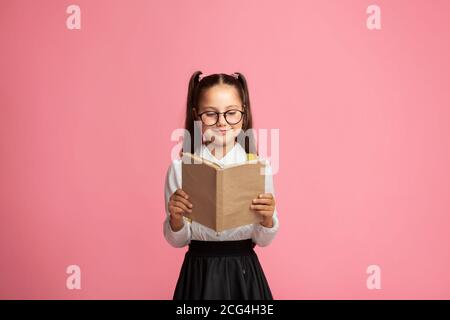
[217,113,227,126]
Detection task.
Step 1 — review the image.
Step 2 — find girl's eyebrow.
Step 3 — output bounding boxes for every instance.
[203,105,241,111]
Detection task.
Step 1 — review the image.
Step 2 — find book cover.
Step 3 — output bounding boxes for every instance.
[181,152,266,232]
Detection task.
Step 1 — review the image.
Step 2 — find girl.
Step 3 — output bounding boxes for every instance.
[163,71,279,300]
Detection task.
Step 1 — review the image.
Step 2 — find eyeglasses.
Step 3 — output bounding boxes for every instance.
[197,108,246,126]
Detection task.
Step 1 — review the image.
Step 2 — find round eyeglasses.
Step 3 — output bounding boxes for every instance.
[197,108,246,126]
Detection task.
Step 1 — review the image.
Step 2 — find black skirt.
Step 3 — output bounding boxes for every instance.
[173,239,273,300]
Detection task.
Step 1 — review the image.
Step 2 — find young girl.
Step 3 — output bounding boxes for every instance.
[163,71,279,300]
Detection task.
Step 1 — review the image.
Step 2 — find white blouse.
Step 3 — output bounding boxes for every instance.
[163,142,280,248]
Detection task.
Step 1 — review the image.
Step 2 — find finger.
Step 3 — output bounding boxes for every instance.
[169,205,184,216]
[172,195,193,208]
[170,200,192,213]
[258,193,274,199]
[254,210,273,218]
[252,198,273,205]
[250,204,274,211]
[175,189,189,199]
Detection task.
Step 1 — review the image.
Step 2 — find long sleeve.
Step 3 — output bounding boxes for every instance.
[252,159,280,247]
[163,160,191,248]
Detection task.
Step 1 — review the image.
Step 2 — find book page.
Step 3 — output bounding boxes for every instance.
[218,162,266,231]
[181,161,217,230]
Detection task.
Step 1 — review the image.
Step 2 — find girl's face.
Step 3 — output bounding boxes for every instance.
[193,84,245,148]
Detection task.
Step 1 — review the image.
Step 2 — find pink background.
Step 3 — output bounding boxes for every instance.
[1,0,450,299]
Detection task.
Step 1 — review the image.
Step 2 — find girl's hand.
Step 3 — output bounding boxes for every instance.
[168,189,193,231]
[250,193,276,228]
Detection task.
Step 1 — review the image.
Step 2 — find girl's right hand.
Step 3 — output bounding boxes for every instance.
[168,188,193,222]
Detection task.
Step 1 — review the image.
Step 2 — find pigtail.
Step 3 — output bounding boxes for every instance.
[233,72,250,130]
[187,71,202,112]
[233,72,257,155]
[183,71,203,154]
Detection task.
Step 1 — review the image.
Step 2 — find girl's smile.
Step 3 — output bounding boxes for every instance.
[212,128,232,135]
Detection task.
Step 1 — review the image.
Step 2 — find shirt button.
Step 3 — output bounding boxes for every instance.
[216,232,220,237]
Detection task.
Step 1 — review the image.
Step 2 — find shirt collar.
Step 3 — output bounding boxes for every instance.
[200,143,247,166]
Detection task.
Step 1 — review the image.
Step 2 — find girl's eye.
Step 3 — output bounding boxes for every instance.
[227,111,237,116]
[205,112,217,117]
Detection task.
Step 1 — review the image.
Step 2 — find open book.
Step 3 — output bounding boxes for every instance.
[181,152,266,232]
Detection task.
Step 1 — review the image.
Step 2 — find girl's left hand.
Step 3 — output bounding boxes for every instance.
[250,193,276,228]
